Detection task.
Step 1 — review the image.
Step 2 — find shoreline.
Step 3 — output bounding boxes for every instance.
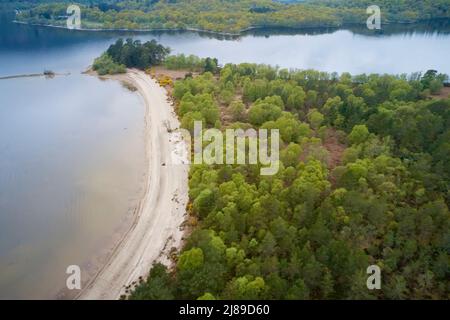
[13,19,443,37]
[13,20,245,36]
[0,72,70,80]
[76,69,189,300]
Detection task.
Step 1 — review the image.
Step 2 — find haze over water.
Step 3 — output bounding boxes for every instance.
[0,12,449,299]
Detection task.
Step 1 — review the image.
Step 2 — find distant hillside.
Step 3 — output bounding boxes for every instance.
[12,0,450,34]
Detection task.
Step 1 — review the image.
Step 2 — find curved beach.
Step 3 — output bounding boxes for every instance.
[77,69,189,300]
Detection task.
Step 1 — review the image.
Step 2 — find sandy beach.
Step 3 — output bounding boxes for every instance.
[77,69,189,300]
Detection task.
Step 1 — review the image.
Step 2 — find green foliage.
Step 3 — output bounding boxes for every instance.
[164,54,218,73]
[129,263,174,300]
[348,124,370,145]
[248,97,283,126]
[228,101,246,122]
[223,276,268,299]
[308,109,324,130]
[197,292,216,300]
[16,0,450,33]
[421,70,448,94]
[92,53,126,75]
[106,38,170,69]
[178,248,205,271]
[129,60,449,300]
[179,90,220,129]
[164,54,205,71]
[204,57,219,74]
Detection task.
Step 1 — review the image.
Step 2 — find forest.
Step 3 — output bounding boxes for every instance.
[12,0,450,33]
[92,52,126,75]
[93,43,450,299]
[93,39,222,75]
[105,38,170,68]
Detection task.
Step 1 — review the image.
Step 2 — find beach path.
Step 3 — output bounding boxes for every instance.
[77,69,189,300]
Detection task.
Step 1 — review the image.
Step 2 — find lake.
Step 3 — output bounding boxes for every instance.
[0,12,449,299]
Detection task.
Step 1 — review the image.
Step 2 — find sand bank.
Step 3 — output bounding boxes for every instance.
[77,69,189,300]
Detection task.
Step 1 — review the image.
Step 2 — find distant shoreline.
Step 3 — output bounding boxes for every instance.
[13,20,247,36]
[12,18,450,41]
[13,19,436,37]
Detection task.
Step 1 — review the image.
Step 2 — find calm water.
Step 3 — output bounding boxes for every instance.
[0,12,449,299]
[0,15,147,299]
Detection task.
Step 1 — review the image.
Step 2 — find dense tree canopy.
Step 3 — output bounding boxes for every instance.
[92,52,126,75]
[91,38,170,74]
[127,55,449,299]
[15,0,450,33]
[106,38,170,69]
